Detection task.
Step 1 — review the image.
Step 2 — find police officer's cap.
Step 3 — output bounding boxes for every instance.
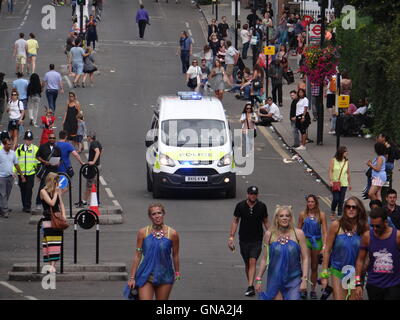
[24,130,34,140]
[0,130,10,140]
[247,186,259,194]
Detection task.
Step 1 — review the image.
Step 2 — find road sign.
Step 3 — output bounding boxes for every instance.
[59,175,69,190]
[303,15,313,26]
[309,24,321,41]
[231,1,240,16]
[264,45,275,55]
[338,95,350,108]
[77,210,97,230]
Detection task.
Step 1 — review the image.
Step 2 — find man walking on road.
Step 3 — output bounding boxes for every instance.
[135,4,150,40]
[13,33,27,75]
[0,137,25,218]
[15,130,38,213]
[177,31,193,74]
[83,131,102,205]
[228,186,268,297]
[269,59,284,107]
[43,64,64,112]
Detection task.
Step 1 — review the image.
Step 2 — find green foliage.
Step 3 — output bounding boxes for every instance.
[334,11,400,141]
[346,0,400,23]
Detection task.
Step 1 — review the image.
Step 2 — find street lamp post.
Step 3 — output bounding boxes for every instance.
[316,0,328,145]
[77,0,85,39]
[234,0,238,49]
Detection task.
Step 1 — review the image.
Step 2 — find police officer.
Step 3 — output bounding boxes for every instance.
[15,130,39,213]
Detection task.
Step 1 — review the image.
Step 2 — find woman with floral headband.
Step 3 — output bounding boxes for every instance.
[255,206,309,300]
[127,204,180,300]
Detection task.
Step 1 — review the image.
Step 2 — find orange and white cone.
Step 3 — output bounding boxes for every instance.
[89,183,100,216]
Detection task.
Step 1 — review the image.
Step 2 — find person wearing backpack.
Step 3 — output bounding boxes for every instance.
[6,89,25,150]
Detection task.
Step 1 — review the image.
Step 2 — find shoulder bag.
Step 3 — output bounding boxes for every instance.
[332,160,347,192]
[36,146,57,180]
[50,198,69,230]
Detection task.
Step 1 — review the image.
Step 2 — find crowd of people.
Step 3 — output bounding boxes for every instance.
[0,1,104,276]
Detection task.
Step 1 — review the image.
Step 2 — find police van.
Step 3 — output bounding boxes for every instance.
[145,92,236,198]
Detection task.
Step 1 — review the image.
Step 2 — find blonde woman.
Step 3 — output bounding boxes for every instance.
[255,206,309,300]
[297,195,328,299]
[40,172,66,273]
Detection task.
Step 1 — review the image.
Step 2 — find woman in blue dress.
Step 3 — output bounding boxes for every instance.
[127,204,180,300]
[255,206,309,300]
[297,194,328,299]
[321,196,368,300]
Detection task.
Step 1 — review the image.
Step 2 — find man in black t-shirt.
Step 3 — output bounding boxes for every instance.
[384,189,400,230]
[83,131,103,204]
[228,186,268,297]
[218,16,230,40]
[0,72,9,125]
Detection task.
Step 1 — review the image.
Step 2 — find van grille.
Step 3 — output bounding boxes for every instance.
[174,168,218,176]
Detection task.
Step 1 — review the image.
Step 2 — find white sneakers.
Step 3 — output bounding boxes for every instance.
[295,145,306,151]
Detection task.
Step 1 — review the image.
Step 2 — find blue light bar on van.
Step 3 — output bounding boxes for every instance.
[177,92,203,100]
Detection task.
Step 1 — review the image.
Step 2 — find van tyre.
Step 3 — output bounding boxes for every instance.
[152,174,162,199]
[146,166,153,192]
[226,184,236,198]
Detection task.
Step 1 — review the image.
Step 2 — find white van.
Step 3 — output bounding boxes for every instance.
[145,92,236,198]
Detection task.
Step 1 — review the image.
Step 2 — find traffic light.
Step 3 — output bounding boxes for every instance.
[77,0,86,5]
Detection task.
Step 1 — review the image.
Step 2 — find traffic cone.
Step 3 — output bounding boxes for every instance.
[89,184,100,216]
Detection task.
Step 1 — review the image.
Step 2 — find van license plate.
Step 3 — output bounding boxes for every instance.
[185,176,208,182]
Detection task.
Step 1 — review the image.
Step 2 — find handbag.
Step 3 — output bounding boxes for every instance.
[187,77,197,89]
[252,78,262,90]
[50,208,69,230]
[332,160,347,192]
[285,70,294,84]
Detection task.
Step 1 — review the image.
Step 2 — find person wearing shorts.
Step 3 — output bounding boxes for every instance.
[228,186,268,297]
[13,33,27,74]
[69,39,89,88]
[83,131,102,205]
[295,89,310,151]
[225,40,239,87]
[368,142,387,201]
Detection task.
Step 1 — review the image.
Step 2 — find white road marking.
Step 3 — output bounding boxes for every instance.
[24,296,39,300]
[99,176,107,186]
[112,200,121,207]
[0,281,23,294]
[105,188,114,198]
[83,140,89,150]
[185,22,190,28]
[64,75,73,89]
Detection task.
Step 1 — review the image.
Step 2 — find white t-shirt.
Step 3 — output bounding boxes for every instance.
[265,103,282,121]
[186,66,201,79]
[240,113,258,129]
[225,46,239,65]
[15,39,27,57]
[354,106,367,115]
[240,29,251,44]
[296,97,309,116]
[8,100,24,120]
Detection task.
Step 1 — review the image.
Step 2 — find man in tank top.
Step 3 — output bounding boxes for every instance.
[354,207,400,300]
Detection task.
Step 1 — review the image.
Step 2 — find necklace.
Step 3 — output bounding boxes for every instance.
[276,230,290,245]
[151,228,165,240]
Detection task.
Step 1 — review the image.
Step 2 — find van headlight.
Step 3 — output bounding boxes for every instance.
[218,154,232,167]
[159,154,175,167]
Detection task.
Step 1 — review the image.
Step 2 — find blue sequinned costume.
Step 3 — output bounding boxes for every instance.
[302,216,323,250]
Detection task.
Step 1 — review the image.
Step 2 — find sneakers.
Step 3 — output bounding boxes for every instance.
[0,211,8,218]
[300,290,308,300]
[310,291,317,300]
[320,285,333,300]
[244,286,255,297]
[295,145,306,151]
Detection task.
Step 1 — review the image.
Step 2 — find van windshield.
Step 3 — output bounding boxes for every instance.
[161,119,227,147]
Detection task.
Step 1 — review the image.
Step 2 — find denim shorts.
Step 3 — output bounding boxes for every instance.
[72,62,84,75]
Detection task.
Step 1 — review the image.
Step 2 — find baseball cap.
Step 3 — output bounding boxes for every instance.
[247,186,259,194]
[24,130,33,140]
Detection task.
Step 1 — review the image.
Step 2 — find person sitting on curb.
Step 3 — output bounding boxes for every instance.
[256,97,282,127]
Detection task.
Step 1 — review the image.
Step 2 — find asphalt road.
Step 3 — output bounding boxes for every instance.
[0,0,332,300]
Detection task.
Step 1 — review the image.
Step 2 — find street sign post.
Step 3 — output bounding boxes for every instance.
[264,45,275,55]
[309,23,322,43]
[338,95,350,108]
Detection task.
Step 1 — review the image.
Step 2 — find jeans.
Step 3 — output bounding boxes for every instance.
[7,0,13,13]
[180,50,190,74]
[242,42,250,59]
[138,20,147,38]
[28,95,40,123]
[291,120,300,146]
[0,176,13,213]
[331,186,347,216]
[46,89,58,111]
[272,83,283,105]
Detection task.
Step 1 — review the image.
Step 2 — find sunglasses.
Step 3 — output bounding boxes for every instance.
[48,137,56,139]
[345,205,358,210]
[12,93,18,96]
[370,224,382,229]
[246,108,252,110]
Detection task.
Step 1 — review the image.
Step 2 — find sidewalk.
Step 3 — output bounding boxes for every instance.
[197,0,400,205]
